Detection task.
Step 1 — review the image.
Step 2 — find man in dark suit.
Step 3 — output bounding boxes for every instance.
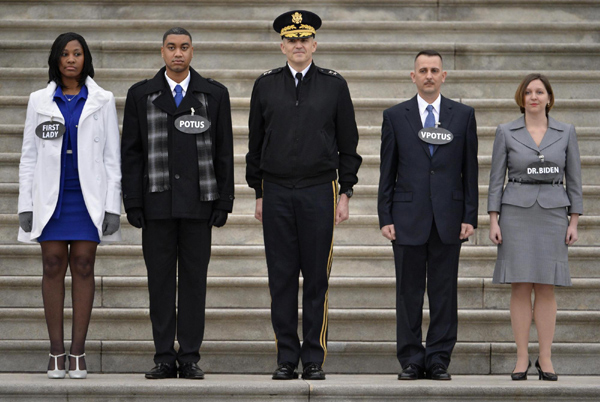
[121,27,234,379]
[377,50,478,380]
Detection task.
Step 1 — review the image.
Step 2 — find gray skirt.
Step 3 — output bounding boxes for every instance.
[493,201,571,286]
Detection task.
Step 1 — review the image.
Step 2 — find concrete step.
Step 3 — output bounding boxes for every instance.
[1,0,598,22]
[4,68,600,100]
[2,275,598,311]
[2,20,600,43]
[1,307,598,343]
[2,41,600,71]
[1,95,598,128]
[1,244,599,279]
[1,373,600,402]
[1,340,599,375]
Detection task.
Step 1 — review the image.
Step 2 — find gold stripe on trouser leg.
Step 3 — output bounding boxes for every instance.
[319,180,337,363]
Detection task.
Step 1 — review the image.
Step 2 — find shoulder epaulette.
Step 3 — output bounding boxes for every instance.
[129,79,148,90]
[206,77,226,89]
[318,68,344,80]
[257,67,284,80]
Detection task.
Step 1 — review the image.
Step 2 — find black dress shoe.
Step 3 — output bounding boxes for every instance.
[511,360,531,381]
[145,363,177,379]
[427,364,452,380]
[398,364,425,380]
[272,363,298,380]
[179,362,205,379]
[301,363,326,380]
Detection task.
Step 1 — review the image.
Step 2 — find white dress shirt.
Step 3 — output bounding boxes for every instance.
[164,71,191,98]
[417,94,441,127]
[288,64,311,86]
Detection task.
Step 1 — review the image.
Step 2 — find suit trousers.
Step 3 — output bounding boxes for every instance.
[142,218,211,365]
[392,220,461,370]
[262,181,337,367]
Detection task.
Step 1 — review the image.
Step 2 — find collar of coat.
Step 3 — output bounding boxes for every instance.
[33,76,111,123]
[143,66,214,115]
[506,115,564,152]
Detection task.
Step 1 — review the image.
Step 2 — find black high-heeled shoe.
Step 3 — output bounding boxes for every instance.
[535,358,558,381]
[511,360,531,381]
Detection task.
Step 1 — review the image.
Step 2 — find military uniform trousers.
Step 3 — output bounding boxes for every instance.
[142,218,212,365]
[392,219,462,371]
[262,180,337,367]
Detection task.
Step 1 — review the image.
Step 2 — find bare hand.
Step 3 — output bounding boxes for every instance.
[459,223,474,240]
[381,224,396,241]
[489,224,502,245]
[336,194,350,225]
[566,225,578,245]
[255,198,263,223]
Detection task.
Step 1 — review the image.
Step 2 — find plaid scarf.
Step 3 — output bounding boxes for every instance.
[146,91,219,201]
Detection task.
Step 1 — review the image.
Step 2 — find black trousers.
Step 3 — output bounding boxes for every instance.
[142,218,211,365]
[392,220,461,370]
[262,181,337,367]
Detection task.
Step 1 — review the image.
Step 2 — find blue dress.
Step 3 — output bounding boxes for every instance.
[38,86,100,243]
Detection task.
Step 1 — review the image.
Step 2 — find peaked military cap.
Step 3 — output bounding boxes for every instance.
[273,10,322,39]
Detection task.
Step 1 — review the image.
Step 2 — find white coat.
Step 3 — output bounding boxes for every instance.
[18,77,122,243]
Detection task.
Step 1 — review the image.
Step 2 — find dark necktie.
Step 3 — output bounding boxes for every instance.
[174,84,183,107]
[295,72,303,99]
[425,104,436,156]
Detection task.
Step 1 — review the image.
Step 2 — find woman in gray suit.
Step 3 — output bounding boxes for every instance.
[487,74,582,381]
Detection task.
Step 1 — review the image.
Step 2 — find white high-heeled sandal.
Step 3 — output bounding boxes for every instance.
[68,353,87,379]
[47,352,66,379]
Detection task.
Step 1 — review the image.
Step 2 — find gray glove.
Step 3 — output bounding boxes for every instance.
[102,212,120,235]
[19,212,33,232]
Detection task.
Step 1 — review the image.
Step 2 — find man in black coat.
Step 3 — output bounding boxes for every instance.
[121,27,234,379]
[246,10,362,380]
[377,50,478,381]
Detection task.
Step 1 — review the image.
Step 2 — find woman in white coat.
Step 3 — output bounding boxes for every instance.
[18,33,121,379]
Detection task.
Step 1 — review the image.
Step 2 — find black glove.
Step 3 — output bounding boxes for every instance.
[102,212,120,235]
[126,207,146,229]
[19,212,33,232]
[208,209,228,228]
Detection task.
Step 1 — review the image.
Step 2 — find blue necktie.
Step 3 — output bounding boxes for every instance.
[174,84,183,107]
[424,104,436,156]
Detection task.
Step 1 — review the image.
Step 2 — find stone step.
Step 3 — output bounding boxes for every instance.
[2,123,599,158]
[1,213,600,246]
[1,307,598,343]
[2,373,600,402]
[2,340,599,375]
[2,41,600,71]
[1,95,598,128]
[1,0,598,22]
[2,19,600,44]
[1,244,599,279]
[2,276,598,311]
[4,68,600,100]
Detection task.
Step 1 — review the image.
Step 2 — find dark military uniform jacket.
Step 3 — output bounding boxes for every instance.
[121,67,234,219]
[246,62,362,198]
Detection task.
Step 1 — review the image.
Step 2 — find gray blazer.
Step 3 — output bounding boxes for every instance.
[487,116,583,215]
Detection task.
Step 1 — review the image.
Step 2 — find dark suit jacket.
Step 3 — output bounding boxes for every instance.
[378,95,478,245]
[121,67,234,220]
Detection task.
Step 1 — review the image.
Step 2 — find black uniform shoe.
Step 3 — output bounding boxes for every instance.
[427,364,452,380]
[398,364,425,380]
[145,363,177,379]
[272,363,298,380]
[301,363,326,380]
[178,362,205,379]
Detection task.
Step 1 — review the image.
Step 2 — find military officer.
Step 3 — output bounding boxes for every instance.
[246,10,362,380]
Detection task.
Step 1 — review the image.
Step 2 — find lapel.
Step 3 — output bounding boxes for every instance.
[438,95,454,132]
[79,77,108,123]
[146,67,213,116]
[33,82,64,123]
[180,68,213,115]
[509,116,540,152]
[404,95,431,157]
[538,116,563,151]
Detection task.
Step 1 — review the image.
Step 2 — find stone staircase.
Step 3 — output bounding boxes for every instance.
[1,0,599,400]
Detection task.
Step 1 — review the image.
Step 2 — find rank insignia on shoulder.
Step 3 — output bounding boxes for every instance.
[262,67,282,76]
[318,68,343,79]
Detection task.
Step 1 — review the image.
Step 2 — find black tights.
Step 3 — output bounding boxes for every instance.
[41,240,97,370]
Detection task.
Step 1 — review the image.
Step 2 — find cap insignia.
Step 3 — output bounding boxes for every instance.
[292,12,302,24]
